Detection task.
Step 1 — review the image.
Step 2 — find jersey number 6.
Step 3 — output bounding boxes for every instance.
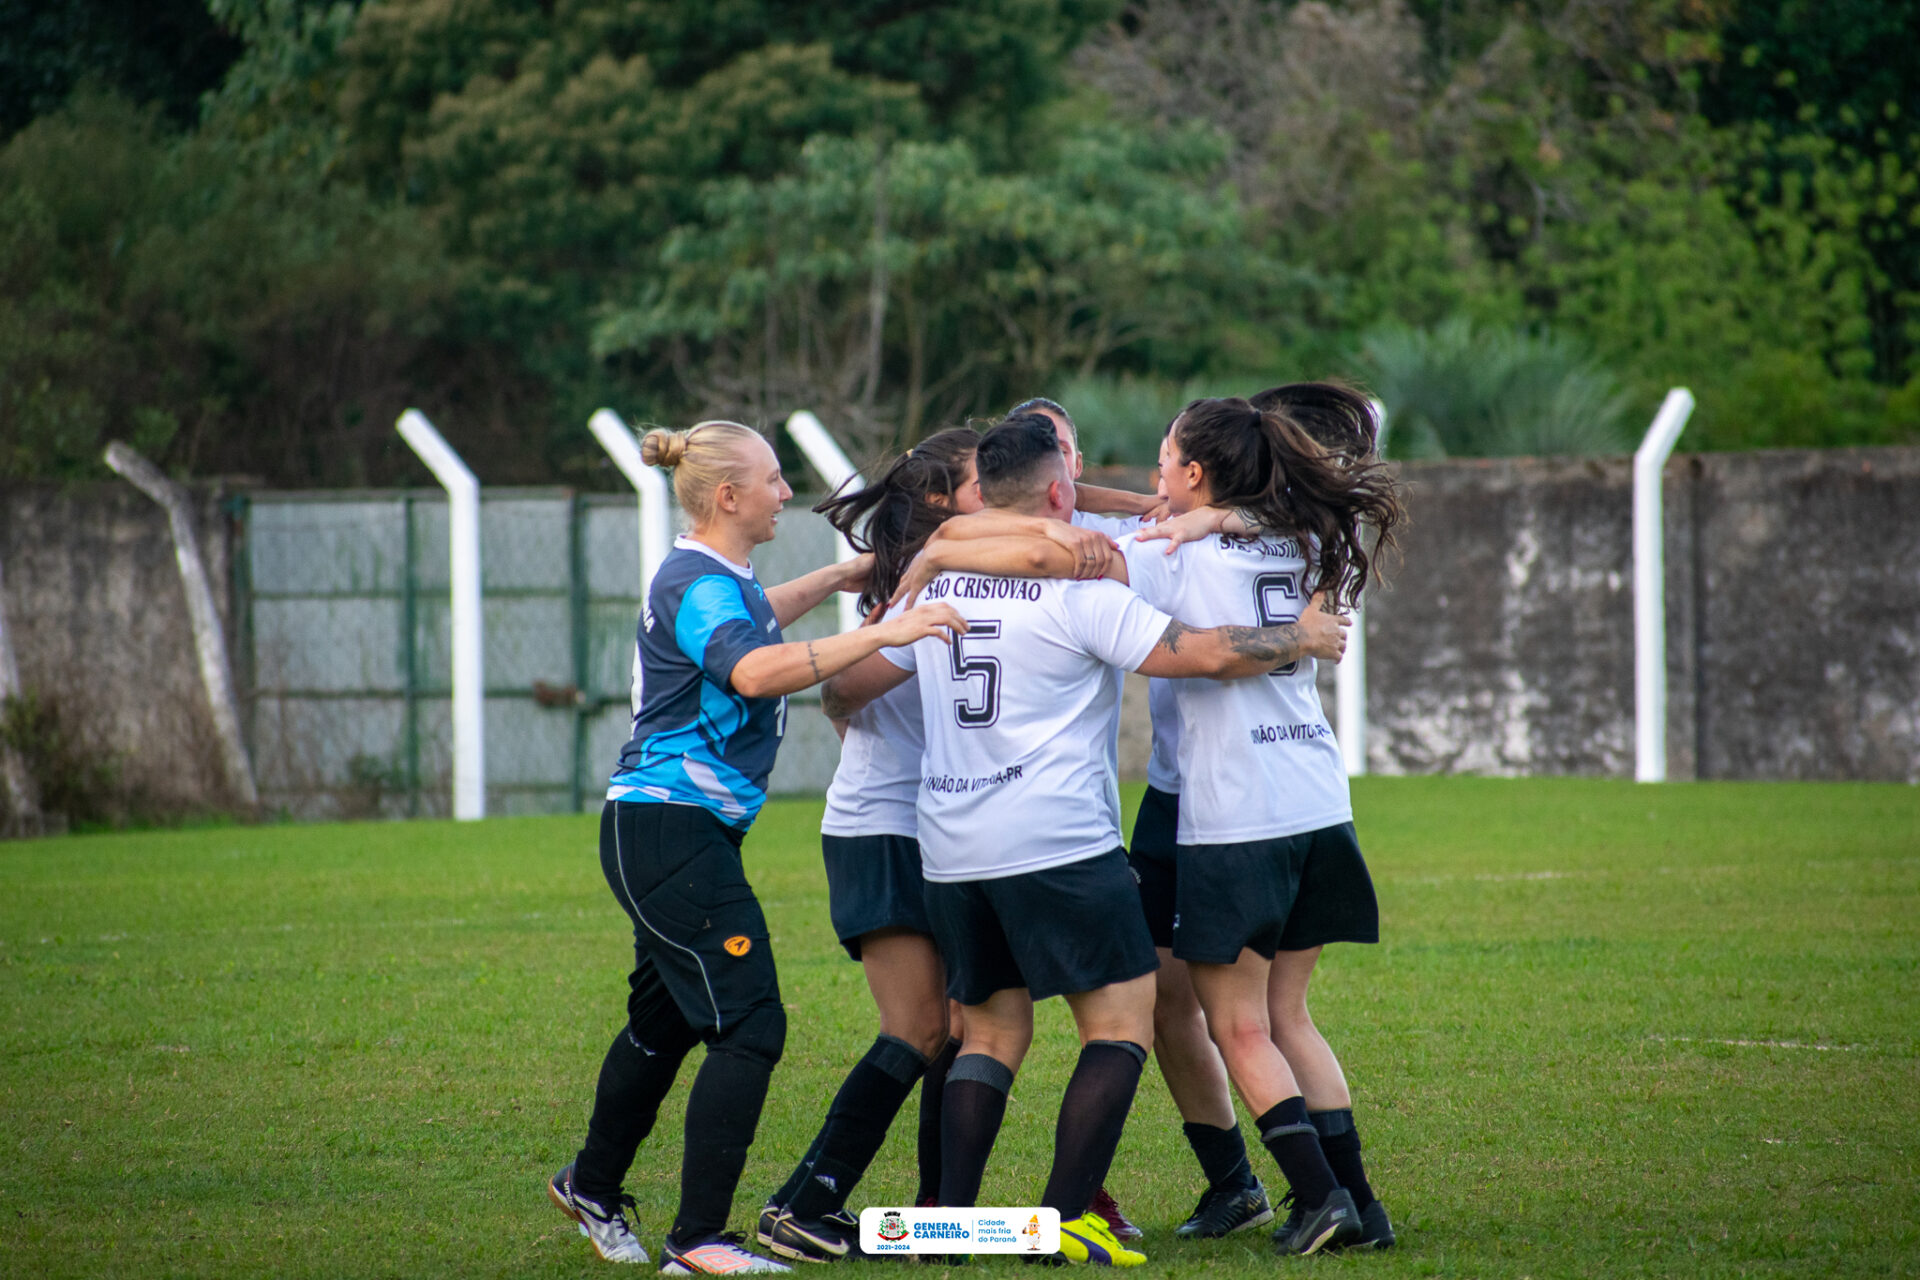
[947,619,1002,728]
[1253,572,1301,678]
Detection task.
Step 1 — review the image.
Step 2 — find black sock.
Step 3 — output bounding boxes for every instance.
[1310,1109,1375,1212]
[915,1038,961,1204]
[572,1023,698,1204]
[786,1036,929,1218]
[1256,1098,1338,1211]
[938,1054,1014,1208]
[1039,1041,1146,1218]
[769,1132,824,1210]
[1182,1120,1255,1192]
[671,1045,776,1242]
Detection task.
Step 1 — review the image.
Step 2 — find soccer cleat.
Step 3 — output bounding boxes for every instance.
[1173,1179,1274,1238]
[1269,1191,1303,1245]
[661,1232,795,1274]
[549,1165,651,1264]
[1056,1214,1146,1267]
[756,1206,853,1263]
[1087,1188,1142,1241]
[1349,1199,1394,1250]
[1271,1188,1361,1257]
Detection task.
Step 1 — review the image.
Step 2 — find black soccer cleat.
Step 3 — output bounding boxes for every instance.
[1174,1179,1274,1239]
[756,1206,853,1263]
[1350,1199,1394,1250]
[1271,1188,1361,1256]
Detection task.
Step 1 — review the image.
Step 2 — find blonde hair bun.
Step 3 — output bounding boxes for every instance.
[641,428,689,469]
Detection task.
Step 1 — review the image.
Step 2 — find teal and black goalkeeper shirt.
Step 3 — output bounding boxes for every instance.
[607,538,785,828]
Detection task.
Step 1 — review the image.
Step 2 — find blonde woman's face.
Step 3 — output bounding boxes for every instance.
[724,433,792,545]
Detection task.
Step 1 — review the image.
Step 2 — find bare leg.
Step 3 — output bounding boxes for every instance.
[1186,951,1301,1116]
[862,928,951,1059]
[1266,947,1351,1111]
[1151,949,1237,1127]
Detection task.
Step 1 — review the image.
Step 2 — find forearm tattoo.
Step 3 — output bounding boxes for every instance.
[806,640,822,683]
[1222,623,1304,666]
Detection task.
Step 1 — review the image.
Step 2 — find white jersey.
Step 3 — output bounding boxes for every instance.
[1120,532,1351,844]
[821,602,923,840]
[1072,509,1147,788]
[1071,509,1145,540]
[883,572,1172,882]
[1145,676,1181,794]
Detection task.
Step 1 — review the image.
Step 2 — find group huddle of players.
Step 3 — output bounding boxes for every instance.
[544,387,1406,1273]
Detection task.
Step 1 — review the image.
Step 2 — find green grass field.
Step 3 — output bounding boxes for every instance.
[3,778,1916,1278]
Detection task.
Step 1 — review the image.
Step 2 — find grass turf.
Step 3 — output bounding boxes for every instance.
[2,776,1916,1278]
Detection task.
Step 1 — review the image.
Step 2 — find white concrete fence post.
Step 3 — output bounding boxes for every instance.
[1335,400,1390,776]
[783,411,865,634]
[1633,388,1696,783]
[589,409,674,715]
[102,442,259,811]
[396,410,486,820]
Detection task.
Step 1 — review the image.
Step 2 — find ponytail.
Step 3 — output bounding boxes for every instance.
[814,427,980,614]
[1171,398,1403,609]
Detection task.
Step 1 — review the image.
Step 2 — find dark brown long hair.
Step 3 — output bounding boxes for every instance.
[1171,397,1403,609]
[1248,381,1379,458]
[814,427,979,614]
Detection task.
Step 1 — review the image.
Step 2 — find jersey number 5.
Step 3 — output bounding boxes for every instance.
[1253,572,1301,677]
[947,619,1002,728]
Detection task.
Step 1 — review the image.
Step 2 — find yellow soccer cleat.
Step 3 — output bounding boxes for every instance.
[1056,1213,1147,1267]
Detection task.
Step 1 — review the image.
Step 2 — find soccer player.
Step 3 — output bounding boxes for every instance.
[546,421,965,1273]
[820,414,1350,1267]
[897,393,1404,1253]
[1130,383,1399,1249]
[758,428,1120,1263]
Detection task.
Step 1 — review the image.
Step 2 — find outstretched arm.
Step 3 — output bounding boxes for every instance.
[1075,483,1159,517]
[1133,505,1255,553]
[765,554,873,627]
[889,535,1127,608]
[728,602,964,698]
[1133,594,1350,680]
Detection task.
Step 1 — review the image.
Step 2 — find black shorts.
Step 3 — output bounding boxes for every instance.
[600,800,782,1035]
[923,848,1159,1005]
[1172,821,1379,964]
[822,833,932,960]
[1126,786,1180,949]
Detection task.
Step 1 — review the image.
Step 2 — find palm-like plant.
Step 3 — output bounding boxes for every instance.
[1361,319,1632,458]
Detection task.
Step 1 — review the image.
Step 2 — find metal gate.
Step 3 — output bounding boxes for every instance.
[235,489,841,819]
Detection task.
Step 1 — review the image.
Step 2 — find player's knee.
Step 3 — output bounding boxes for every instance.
[880,1011,951,1061]
[1207,1014,1271,1059]
[710,1000,786,1069]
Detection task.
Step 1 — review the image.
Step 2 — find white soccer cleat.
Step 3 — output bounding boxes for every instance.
[549,1165,651,1264]
[661,1232,795,1274]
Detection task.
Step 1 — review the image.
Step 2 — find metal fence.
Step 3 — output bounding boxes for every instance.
[236,489,844,819]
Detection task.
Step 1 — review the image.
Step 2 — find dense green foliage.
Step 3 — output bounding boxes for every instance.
[3,779,1917,1276]
[2,1,1916,482]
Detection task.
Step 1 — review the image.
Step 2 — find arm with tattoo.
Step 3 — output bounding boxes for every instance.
[1135,599,1343,680]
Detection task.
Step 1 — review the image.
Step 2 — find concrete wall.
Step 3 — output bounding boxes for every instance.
[3,446,1915,829]
[0,482,241,814]
[1352,447,1920,782]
